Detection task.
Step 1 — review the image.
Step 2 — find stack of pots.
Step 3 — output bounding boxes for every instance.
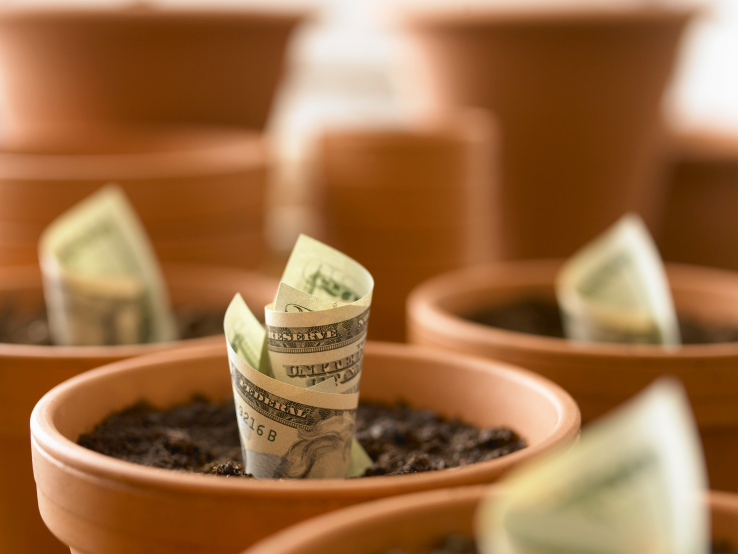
[0,5,308,270]
[318,110,499,341]
[0,124,268,269]
[403,5,695,259]
[0,263,278,553]
[659,127,738,271]
[407,259,738,493]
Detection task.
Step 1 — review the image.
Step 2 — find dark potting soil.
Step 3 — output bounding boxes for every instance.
[464,297,738,345]
[382,533,478,554]
[381,536,737,554]
[77,397,526,478]
[0,298,226,346]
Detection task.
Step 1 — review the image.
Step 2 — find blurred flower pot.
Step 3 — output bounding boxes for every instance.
[405,6,695,259]
[407,259,738,492]
[0,5,305,131]
[31,341,579,554]
[243,485,738,554]
[318,109,499,341]
[0,123,268,269]
[659,127,738,271]
[1,263,276,554]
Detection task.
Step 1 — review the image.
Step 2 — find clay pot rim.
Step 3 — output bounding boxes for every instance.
[407,259,738,360]
[0,124,266,181]
[244,484,498,554]
[0,5,309,24]
[667,125,738,163]
[31,341,579,498]
[242,484,731,554]
[402,4,697,29]
[320,108,492,151]
[0,262,271,360]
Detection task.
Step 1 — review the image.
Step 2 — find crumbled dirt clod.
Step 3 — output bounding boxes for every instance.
[78,397,526,478]
[465,297,738,345]
[355,402,526,476]
[78,396,250,477]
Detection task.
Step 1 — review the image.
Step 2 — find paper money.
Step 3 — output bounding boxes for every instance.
[556,214,681,345]
[38,185,176,346]
[226,293,362,479]
[476,379,708,554]
[265,235,373,394]
[225,235,374,479]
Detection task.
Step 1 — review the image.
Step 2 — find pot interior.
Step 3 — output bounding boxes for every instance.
[48,344,571,471]
[0,264,274,345]
[434,262,738,334]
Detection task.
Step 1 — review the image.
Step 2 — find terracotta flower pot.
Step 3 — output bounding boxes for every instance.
[318,110,499,341]
[659,127,738,271]
[242,485,738,554]
[0,5,305,131]
[407,259,738,492]
[404,6,694,259]
[1,263,276,554]
[30,341,579,554]
[0,123,268,269]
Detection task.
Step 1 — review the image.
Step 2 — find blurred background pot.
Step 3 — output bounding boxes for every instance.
[659,127,738,271]
[243,485,738,554]
[30,341,579,554]
[318,109,499,341]
[0,123,268,269]
[405,6,695,259]
[0,6,305,131]
[1,263,276,554]
[407,259,738,492]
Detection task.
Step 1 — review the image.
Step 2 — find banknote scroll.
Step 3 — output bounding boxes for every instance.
[38,185,176,346]
[556,214,681,345]
[225,235,374,479]
[476,379,708,554]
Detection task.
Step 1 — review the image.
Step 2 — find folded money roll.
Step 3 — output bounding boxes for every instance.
[476,379,708,554]
[225,235,374,479]
[556,213,681,345]
[38,184,177,346]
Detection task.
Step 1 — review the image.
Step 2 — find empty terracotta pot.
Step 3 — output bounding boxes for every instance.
[318,109,499,341]
[0,123,268,269]
[659,127,738,271]
[1,263,276,554]
[407,259,738,492]
[31,341,579,554]
[242,485,738,554]
[0,5,305,131]
[405,6,695,259]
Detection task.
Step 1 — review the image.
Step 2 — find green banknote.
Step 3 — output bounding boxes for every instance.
[476,379,708,554]
[38,185,176,346]
[556,214,681,345]
[225,235,374,479]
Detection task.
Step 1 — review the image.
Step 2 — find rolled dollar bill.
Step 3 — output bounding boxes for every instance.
[476,379,708,554]
[556,213,681,345]
[265,234,373,394]
[225,235,374,479]
[38,184,176,346]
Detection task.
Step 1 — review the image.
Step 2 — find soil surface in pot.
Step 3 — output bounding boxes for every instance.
[464,298,738,344]
[382,535,736,554]
[77,397,526,478]
[382,533,477,554]
[0,301,226,345]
